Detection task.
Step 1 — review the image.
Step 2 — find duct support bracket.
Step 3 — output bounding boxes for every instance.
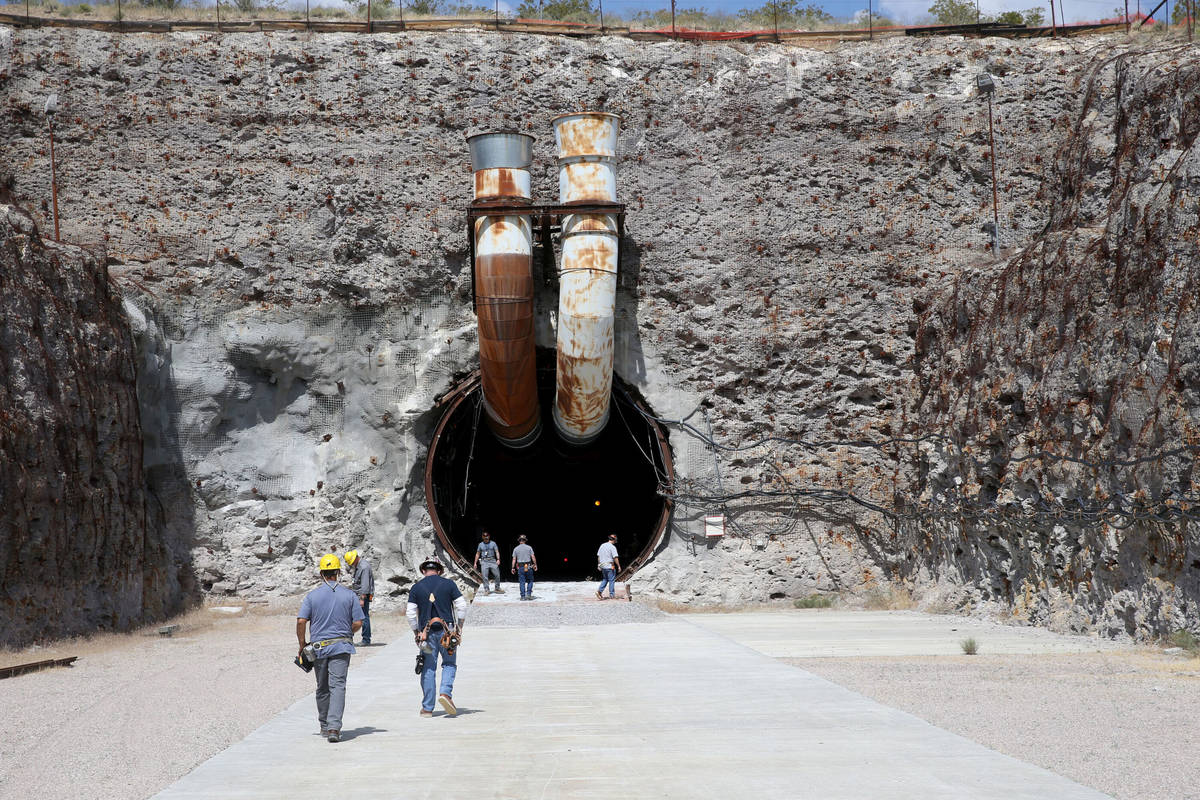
[467,201,626,312]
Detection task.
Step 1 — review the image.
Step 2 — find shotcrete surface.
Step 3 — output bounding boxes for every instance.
[0,25,1139,616]
[2,25,1197,640]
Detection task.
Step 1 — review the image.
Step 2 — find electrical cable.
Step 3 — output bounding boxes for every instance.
[638,394,1200,534]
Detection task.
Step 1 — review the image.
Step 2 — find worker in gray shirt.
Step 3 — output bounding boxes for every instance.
[344,549,374,646]
[473,530,504,595]
[297,553,364,743]
[510,534,537,600]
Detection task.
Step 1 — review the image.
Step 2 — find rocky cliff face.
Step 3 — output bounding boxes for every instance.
[1,24,1195,638]
[0,191,191,646]
[897,47,1200,638]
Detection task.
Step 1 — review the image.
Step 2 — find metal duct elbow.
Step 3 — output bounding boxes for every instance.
[551,112,621,446]
[468,131,541,449]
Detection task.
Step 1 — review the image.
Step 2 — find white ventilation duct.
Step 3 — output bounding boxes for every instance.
[551,112,621,446]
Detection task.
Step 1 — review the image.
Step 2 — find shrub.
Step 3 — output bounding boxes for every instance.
[739,0,832,28]
[1167,629,1200,656]
[794,594,834,609]
[309,5,351,17]
[928,0,979,24]
[960,637,979,655]
[516,0,597,22]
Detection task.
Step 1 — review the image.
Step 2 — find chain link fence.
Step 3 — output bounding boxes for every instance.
[2,0,1194,38]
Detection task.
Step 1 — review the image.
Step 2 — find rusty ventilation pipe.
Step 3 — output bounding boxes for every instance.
[551,112,621,446]
[467,132,542,450]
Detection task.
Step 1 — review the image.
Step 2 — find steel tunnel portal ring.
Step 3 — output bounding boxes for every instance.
[424,368,674,583]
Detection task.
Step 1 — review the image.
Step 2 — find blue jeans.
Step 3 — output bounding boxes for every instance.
[360,595,371,644]
[598,568,617,597]
[517,564,534,597]
[421,627,457,712]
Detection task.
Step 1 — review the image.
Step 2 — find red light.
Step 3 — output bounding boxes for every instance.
[563,557,568,562]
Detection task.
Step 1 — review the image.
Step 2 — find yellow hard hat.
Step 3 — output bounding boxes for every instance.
[318,554,341,571]
[344,550,359,565]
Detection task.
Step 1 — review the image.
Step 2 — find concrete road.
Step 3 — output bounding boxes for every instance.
[152,610,1112,800]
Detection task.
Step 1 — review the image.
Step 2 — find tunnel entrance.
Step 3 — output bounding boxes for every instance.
[425,349,673,581]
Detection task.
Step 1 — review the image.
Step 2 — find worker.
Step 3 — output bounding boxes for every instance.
[407,558,468,717]
[297,553,364,743]
[510,534,537,601]
[344,549,375,645]
[596,533,621,600]
[473,530,504,595]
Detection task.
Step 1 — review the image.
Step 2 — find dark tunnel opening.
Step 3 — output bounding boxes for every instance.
[425,348,673,581]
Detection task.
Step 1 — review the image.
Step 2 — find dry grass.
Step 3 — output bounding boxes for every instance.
[860,584,918,611]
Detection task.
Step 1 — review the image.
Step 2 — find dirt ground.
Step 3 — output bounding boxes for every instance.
[801,651,1200,800]
[0,602,404,800]
[2,604,1197,800]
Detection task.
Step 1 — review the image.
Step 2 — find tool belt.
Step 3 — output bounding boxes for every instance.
[421,617,461,655]
[312,636,352,650]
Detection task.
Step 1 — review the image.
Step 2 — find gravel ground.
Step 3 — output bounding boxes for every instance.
[0,605,403,800]
[799,652,1200,800]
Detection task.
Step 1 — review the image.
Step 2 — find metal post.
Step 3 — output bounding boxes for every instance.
[773,0,779,41]
[216,0,221,32]
[975,0,980,25]
[986,92,999,255]
[598,0,604,32]
[398,0,404,30]
[116,0,122,25]
[494,0,500,29]
[366,0,371,32]
[25,0,29,23]
[671,0,676,38]
[306,0,309,29]
[1049,0,1057,35]
[869,0,873,39]
[48,117,60,242]
[1125,0,1130,31]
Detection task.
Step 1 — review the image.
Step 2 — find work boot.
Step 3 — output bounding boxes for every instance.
[327,730,340,743]
[494,587,505,594]
[438,694,457,717]
[596,591,604,600]
[419,709,433,718]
